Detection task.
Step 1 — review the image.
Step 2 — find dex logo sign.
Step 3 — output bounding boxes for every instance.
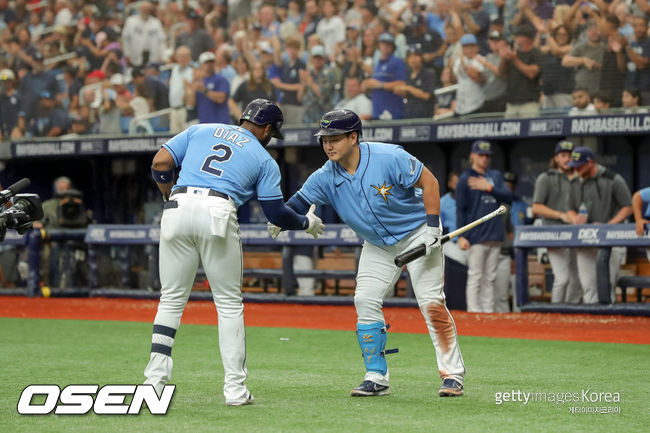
[17,384,175,415]
[578,228,600,244]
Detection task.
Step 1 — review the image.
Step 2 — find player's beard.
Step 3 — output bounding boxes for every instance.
[260,130,272,147]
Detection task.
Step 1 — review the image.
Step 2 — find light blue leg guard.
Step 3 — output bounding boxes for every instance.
[356,322,388,375]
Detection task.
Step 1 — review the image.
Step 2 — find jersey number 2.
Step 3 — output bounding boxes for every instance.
[201,144,232,177]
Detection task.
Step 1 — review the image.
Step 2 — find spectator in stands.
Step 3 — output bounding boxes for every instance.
[499,24,541,118]
[175,9,216,61]
[453,34,486,116]
[27,91,69,137]
[215,46,236,84]
[435,66,456,117]
[258,3,281,40]
[622,87,648,113]
[459,0,491,55]
[6,27,38,73]
[395,44,437,119]
[132,66,169,113]
[272,35,306,124]
[539,24,574,110]
[567,147,633,304]
[510,0,554,33]
[0,0,17,32]
[98,88,122,135]
[121,1,166,67]
[168,45,194,133]
[361,33,407,120]
[599,15,627,107]
[592,90,612,114]
[335,75,372,120]
[300,0,321,44]
[632,186,650,262]
[316,0,345,61]
[301,45,337,124]
[477,29,507,114]
[562,20,605,96]
[443,16,465,71]
[568,87,596,116]
[0,68,21,140]
[456,140,512,313]
[230,61,278,120]
[405,12,444,68]
[533,139,581,304]
[68,112,93,136]
[360,27,378,76]
[16,50,58,133]
[336,37,366,101]
[186,51,230,125]
[625,15,650,105]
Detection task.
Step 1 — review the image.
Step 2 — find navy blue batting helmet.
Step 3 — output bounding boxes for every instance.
[314,109,362,142]
[239,99,284,139]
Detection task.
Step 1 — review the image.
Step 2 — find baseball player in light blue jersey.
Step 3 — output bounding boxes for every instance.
[144,99,324,406]
[269,109,466,397]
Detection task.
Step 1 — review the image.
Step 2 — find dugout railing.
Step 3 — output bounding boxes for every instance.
[514,224,650,316]
[14,224,414,302]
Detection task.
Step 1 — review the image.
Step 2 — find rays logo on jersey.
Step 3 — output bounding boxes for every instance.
[371,182,393,203]
[408,158,417,175]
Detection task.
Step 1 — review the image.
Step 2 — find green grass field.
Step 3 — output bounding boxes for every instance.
[1,317,647,433]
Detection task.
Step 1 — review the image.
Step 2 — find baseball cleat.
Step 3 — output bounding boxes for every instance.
[350,380,390,397]
[226,391,254,406]
[438,378,464,397]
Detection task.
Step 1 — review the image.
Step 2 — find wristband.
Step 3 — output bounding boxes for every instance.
[426,214,440,227]
[151,166,173,183]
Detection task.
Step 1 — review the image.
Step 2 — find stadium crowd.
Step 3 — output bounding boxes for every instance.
[3,0,650,139]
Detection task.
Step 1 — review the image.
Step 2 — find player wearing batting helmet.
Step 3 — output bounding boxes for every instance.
[269,109,466,397]
[144,99,324,405]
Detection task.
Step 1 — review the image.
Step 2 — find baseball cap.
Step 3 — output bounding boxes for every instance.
[554,140,574,155]
[513,24,536,39]
[346,23,360,31]
[471,140,493,155]
[186,9,200,19]
[310,45,326,57]
[260,44,274,55]
[198,51,216,64]
[488,30,504,40]
[110,73,127,86]
[460,33,478,46]
[568,146,594,168]
[412,13,426,26]
[407,44,423,56]
[32,50,44,62]
[131,67,145,78]
[0,69,15,81]
[378,33,395,44]
[504,172,517,183]
[39,90,54,99]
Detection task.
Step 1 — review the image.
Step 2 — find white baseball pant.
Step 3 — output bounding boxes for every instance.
[548,247,582,303]
[143,187,250,405]
[354,223,466,385]
[466,242,501,313]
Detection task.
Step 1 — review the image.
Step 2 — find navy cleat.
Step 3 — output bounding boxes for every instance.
[350,380,390,397]
[438,378,464,397]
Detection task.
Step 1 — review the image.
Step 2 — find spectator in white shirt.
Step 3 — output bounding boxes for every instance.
[335,75,373,120]
[168,46,194,133]
[316,0,346,61]
[452,33,486,116]
[121,1,167,67]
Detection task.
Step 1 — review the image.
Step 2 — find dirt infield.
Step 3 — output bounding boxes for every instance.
[1,296,648,344]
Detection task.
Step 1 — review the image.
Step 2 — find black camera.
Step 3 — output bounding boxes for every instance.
[56,189,89,228]
[0,179,44,241]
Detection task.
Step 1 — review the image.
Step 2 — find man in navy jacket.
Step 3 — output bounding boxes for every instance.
[456,140,512,312]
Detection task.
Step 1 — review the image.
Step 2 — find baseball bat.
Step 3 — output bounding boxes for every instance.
[394,205,507,267]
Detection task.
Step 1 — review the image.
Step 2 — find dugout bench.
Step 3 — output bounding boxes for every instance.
[514,224,650,314]
[21,224,412,298]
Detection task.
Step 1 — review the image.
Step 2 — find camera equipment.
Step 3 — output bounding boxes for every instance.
[0,178,44,241]
[56,189,89,228]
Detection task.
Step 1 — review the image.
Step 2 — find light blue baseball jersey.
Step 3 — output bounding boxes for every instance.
[295,142,425,246]
[641,187,650,218]
[163,123,283,208]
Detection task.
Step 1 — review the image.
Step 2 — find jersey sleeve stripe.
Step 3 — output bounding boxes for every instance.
[162,144,180,167]
[405,162,424,188]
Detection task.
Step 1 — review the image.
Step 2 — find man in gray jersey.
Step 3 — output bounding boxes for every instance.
[532,140,581,303]
[566,147,633,304]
